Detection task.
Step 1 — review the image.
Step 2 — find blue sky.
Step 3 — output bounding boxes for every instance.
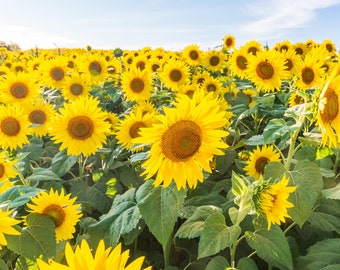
[1,0,340,51]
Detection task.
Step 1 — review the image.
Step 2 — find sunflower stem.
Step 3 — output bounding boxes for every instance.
[163,233,173,268]
[230,234,246,268]
[78,155,84,181]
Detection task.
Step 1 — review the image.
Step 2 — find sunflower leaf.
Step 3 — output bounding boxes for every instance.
[0,185,40,209]
[198,211,241,259]
[51,150,78,177]
[6,213,56,261]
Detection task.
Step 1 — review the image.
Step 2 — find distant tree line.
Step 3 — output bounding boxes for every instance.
[0,40,21,51]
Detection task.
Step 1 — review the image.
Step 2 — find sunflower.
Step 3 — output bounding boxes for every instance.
[23,99,56,138]
[254,175,296,230]
[279,48,301,79]
[26,189,82,243]
[316,75,340,147]
[115,108,156,151]
[288,92,306,107]
[0,104,30,150]
[131,100,158,116]
[223,34,236,50]
[199,76,223,96]
[160,60,190,91]
[203,50,226,71]
[49,95,111,157]
[178,84,199,98]
[0,209,21,249]
[104,111,120,135]
[242,88,257,107]
[191,70,212,86]
[0,180,13,194]
[39,56,69,89]
[244,145,282,180]
[79,53,108,83]
[293,42,308,57]
[182,44,203,66]
[121,67,154,102]
[322,39,337,56]
[130,54,149,71]
[0,151,19,183]
[133,92,229,190]
[37,239,151,270]
[228,48,249,79]
[241,40,262,56]
[273,40,292,53]
[246,49,288,93]
[61,73,91,101]
[0,71,39,105]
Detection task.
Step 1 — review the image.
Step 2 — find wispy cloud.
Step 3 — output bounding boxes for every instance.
[239,0,340,42]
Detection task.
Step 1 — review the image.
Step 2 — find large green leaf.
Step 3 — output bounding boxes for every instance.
[263,118,292,145]
[136,180,186,248]
[206,256,229,270]
[0,186,40,209]
[6,213,56,261]
[245,222,293,270]
[237,257,259,270]
[175,205,222,239]
[322,183,340,200]
[297,238,340,270]
[25,168,63,183]
[198,211,241,259]
[51,150,77,177]
[286,160,323,227]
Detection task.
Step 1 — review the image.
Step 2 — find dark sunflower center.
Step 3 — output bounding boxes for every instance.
[161,120,202,162]
[294,95,304,105]
[169,69,182,82]
[67,61,75,69]
[1,117,20,136]
[209,56,220,67]
[10,82,28,98]
[295,48,303,55]
[67,116,94,140]
[130,78,145,93]
[0,164,4,178]
[29,110,47,125]
[89,61,102,75]
[256,61,274,80]
[207,84,216,92]
[225,38,233,47]
[107,65,116,74]
[301,67,314,85]
[129,121,147,138]
[136,61,145,70]
[43,204,65,227]
[189,50,199,60]
[248,47,258,55]
[255,156,270,175]
[284,59,293,71]
[280,45,289,52]
[70,83,84,96]
[50,67,65,81]
[320,88,339,122]
[326,44,333,53]
[152,64,160,72]
[236,55,247,70]
[15,66,24,72]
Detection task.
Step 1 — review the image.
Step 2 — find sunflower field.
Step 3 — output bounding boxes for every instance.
[0,35,340,270]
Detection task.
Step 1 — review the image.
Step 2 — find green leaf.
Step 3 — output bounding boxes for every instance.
[15,257,38,270]
[286,160,323,227]
[21,137,43,160]
[215,148,237,175]
[231,171,248,197]
[0,259,8,270]
[119,165,141,188]
[0,186,40,209]
[206,256,229,270]
[136,180,186,248]
[25,167,63,183]
[175,205,222,239]
[322,183,340,200]
[244,135,264,146]
[6,213,56,261]
[297,238,340,270]
[245,224,293,270]
[198,212,241,259]
[263,118,292,145]
[264,162,286,182]
[237,257,259,270]
[51,150,77,177]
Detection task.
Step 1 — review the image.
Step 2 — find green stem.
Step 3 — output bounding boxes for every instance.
[230,234,246,268]
[163,233,173,268]
[333,149,340,175]
[78,155,84,181]
[283,221,296,234]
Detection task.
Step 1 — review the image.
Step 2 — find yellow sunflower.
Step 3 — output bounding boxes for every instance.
[191,70,212,86]
[160,60,190,91]
[23,99,56,138]
[26,189,82,243]
[39,56,69,89]
[241,40,262,56]
[288,92,306,107]
[228,47,250,79]
[0,209,21,249]
[203,50,226,71]
[121,67,154,102]
[199,76,223,96]
[0,151,19,183]
[131,100,158,117]
[104,111,120,135]
[244,145,282,180]
[61,73,91,101]
[254,175,297,230]
[0,180,14,194]
[49,96,111,157]
[79,53,108,83]
[133,92,229,190]
[280,48,301,79]
[0,71,39,105]
[273,40,293,52]
[0,104,30,150]
[316,75,340,147]
[242,88,257,107]
[37,239,151,270]
[246,49,288,93]
[223,34,236,50]
[293,42,308,57]
[182,44,203,66]
[322,39,337,57]
[115,109,156,151]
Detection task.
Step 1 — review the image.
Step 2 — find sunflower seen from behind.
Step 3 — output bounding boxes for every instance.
[244,145,282,180]
[26,189,82,243]
[133,92,229,190]
[0,209,21,249]
[37,239,152,270]
[49,95,111,157]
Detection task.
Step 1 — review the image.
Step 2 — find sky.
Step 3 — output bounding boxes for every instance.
[1,0,340,51]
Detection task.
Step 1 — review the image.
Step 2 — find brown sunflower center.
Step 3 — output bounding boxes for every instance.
[15,66,24,72]
[29,110,47,125]
[70,83,84,96]
[10,82,28,98]
[189,50,199,60]
[89,61,102,75]
[284,59,293,71]
[129,121,147,138]
[0,164,4,178]
[161,120,202,162]
[1,117,20,136]
[169,69,182,82]
[50,67,65,81]
[209,56,220,67]
[301,67,314,85]
[151,63,160,72]
[295,47,303,55]
[255,156,270,175]
[248,47,258,55]
[107,65,116,74]
[294,95,304,105]
[320,88,339,123]
[136,61,145,70]
[236,55,247,70]
[280,45,289,52]
[43,204,65,227]
[130,78,145,93]
[256,61,274,80]
[67,116,94,140]
[326,44,333,53]
[207,83,216,92]
[225,38,233,47]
